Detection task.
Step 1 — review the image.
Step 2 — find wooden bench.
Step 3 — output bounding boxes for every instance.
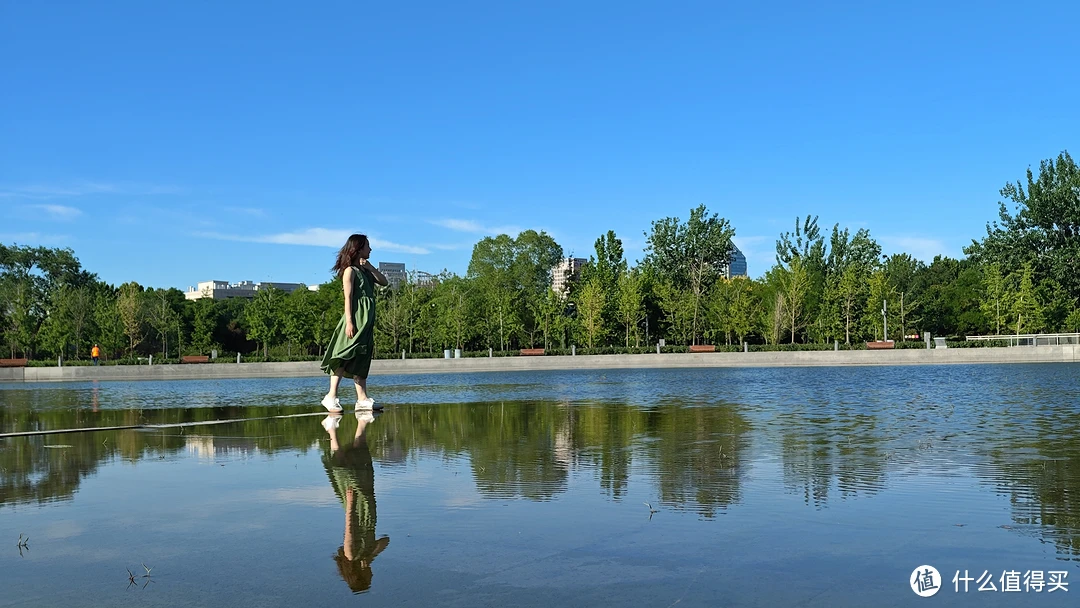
[866,341,895,350]
[519,348,545,356]
[0,358,28,368]
[688,345,716,353]
[181,355,211,363]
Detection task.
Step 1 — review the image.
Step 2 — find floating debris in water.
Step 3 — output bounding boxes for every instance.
[44,445,73,449]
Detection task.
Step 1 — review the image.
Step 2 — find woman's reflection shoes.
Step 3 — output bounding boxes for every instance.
[356,398,384,411]
[321,395,343,413]
[356,411,375,424]
[321,414,342,432]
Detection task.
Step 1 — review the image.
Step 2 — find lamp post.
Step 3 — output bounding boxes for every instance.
[882,300,888,341]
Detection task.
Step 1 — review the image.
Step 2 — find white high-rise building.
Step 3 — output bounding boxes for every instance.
[551,257,588,297]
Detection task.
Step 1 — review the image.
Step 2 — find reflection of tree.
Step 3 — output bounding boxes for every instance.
[571,403,644,499]
[0,405,326,508]
[364,402,571,501]
[981,414,1080,559]
[639,404,750,518]
[322,415,389,593]
[779,412,887,509]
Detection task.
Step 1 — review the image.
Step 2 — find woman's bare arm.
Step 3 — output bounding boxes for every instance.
[343,267,356,338]
[360,259,389,287]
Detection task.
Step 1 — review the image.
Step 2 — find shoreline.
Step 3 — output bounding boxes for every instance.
[2,345,1078,383]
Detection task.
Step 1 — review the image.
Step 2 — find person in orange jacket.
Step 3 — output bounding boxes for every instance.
[91,344,101,366]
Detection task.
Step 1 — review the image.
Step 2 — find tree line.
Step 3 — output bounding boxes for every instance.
[2,151,1078,362]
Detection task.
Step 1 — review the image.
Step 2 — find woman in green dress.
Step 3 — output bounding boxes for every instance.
[321,234,388,412]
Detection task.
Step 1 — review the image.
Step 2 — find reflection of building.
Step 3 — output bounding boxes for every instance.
[184,280,305,301]
[185,436,262,459]
[551,257,588,297]
[725,246,747,279]
[379,262,406,290]
[414,271,438,289]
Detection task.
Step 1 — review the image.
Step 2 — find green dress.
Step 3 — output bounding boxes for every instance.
[321,265,376,379]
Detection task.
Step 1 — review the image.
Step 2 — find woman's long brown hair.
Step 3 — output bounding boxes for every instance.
[331,234,369,277]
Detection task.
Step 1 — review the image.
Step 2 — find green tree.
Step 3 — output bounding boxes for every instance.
[779,257,811,343]
[966,151,1080,302]
[615,269,645,347]
[283,287,315,357]
[116,282,145,355]
[837,265,862,344]
[575,277,606,348]
[190,296,218,355]
[980,263,1010,335]
[246,286,284,357]
[93,289,125,359]
[146,288,179,358]
[727,276,757,345]
[1065,307,1080,332]
[654,279,693,345]
[643,205,735,345]
[864,269,899,341]
[1010,262,1043,335]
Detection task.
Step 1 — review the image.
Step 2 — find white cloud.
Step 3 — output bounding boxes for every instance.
[32,204,83,220]
[0,232,71,245]
[0,182,181,199]
[196,228,431,255]
[879,235,951,262]
[223,206,266,218]
[430,218,523,236]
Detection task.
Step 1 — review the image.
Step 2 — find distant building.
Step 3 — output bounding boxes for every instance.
[184,280,306,301]
[551,257,588,297]
[413,271,438,289]
[379,262,407,290]
[725,246,747,279]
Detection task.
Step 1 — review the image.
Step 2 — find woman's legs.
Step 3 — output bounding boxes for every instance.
[328,368,344,398]
[354,376,369,402]
[322,368,345,412]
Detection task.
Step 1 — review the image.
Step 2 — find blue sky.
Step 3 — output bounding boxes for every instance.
[3,1,1078,290]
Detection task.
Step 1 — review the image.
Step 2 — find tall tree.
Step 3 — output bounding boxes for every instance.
[980,264,1010,335]
[190,297,218,355]
[966,151,1080,301]
[246,286,284,357]
[1010,262,1043,335]
[643,205,735,345]
[615,269,645,347]
[115,282,145,355]
[575,277,606,349]
[779,258,811,343]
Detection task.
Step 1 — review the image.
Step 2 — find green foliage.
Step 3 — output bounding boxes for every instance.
[1010,262,1043,335]
[245,286,284,357]
[966,150,1080,301]
[980,264,1010,334]
[643,205,735,344]
[7,153,1080,362]
[574,277,606,348]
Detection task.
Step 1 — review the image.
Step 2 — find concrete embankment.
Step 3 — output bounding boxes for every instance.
[1,345,1077,383]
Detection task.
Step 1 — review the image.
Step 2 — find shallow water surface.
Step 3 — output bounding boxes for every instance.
[1,364,1078,606]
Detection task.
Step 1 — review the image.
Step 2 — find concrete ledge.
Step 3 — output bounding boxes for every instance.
[2,345,1077,383]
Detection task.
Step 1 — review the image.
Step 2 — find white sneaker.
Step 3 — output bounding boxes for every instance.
[321,395,342,413]
[356,397,374,410]
[321,415,342,431]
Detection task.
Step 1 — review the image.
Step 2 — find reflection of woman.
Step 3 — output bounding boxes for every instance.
[322,413,390,593]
